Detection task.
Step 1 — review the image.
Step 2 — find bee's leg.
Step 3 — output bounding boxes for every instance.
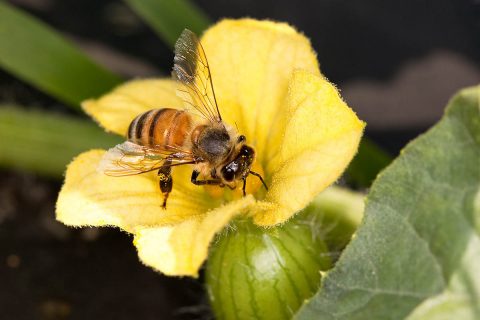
[158,160,173,209]
[242,178,247,197]
[249,171,268,191]
[191,170,221,186]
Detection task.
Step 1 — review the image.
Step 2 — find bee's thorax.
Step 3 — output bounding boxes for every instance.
[191,124,233,164]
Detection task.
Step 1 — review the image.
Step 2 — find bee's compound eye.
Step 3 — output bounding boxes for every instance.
[222,168,234,181]
[221,163,238,182]
[237,135,246,143]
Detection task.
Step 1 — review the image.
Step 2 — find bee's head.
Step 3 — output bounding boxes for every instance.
[220,143,255,184]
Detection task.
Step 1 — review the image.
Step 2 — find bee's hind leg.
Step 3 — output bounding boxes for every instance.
[158,160,173,209]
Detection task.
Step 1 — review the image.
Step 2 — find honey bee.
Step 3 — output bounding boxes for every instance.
[99,29,267,208]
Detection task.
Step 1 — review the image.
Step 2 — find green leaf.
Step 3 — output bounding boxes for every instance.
[0,3,122,108]
[0,106,122,177]
[124,0,210,47]
[295,85,480,319]
[346,138,392,187]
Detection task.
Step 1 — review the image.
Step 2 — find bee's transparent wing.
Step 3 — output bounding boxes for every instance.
[173,29,222,123]
[98,141,194,177]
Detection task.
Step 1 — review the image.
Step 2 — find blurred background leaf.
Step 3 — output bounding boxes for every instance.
[124,0,210,47]
[346,139,392,188]
[0,106,122,177]
[0,2,122,109]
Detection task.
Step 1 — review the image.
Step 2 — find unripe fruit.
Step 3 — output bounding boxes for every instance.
[206,215,331,320]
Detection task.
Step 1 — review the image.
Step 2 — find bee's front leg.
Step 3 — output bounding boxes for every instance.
[191,170,221,186]
[158,160,173,209]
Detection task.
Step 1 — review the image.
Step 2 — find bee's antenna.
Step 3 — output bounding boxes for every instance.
[234,121,239,131]
[249,171,268,191]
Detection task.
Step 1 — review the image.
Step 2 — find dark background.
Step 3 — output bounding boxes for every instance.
[1,0,479,319]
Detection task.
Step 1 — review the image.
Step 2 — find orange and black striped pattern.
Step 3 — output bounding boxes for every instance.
[127,108,193,149]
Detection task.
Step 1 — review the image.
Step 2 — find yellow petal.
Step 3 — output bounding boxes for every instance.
[56,150,216,233]
[201,19,320,162]
[82,79,182,136]
[253,70,365,226]
[134,195,255,277]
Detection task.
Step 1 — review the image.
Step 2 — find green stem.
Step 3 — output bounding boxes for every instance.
[310,186,365,227]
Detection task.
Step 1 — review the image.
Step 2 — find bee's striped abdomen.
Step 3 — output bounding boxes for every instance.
[127,108,192,149]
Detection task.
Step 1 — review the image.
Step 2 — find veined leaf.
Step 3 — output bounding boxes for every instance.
[124,0,210,47]
[0,3,122,108]
[0,106,122,177]
[296,86,480,319]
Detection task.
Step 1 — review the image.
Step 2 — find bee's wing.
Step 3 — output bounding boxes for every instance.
[98,141,195,177]
[173,29,223,123]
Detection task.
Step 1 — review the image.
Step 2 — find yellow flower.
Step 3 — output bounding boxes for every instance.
[56,19,365,277]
